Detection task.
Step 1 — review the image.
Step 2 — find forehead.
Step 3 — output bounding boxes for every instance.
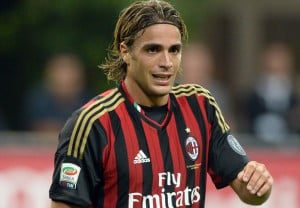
[133,24,182,48]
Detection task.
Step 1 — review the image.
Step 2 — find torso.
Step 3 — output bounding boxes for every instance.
[99,84,212,207]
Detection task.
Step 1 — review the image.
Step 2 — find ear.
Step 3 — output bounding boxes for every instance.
[120,42,131,65]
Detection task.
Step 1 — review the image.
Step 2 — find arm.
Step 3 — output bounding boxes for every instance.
[200,88,273,203]
[51,201,80,208]
[230,161,273,205]
[49,112,105,207]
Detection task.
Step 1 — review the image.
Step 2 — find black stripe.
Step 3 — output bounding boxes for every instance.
[70,90,119,156]
[158,129,175,203]
[171,96,195,208]
[186,95,208,207]
[127,106,153,196]
[75,93,122,157]
[89,122,107,208]
[109,111,129,207]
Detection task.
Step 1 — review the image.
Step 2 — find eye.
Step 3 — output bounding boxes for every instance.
[146,45,160,53]
[170,45,181,54]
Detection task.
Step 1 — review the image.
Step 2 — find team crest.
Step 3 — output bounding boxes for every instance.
[185,136,199,161]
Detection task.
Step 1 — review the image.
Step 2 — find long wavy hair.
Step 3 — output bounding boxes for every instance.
[100,0,188,82]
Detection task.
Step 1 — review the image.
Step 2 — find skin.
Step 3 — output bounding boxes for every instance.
[230,161,273,205]
[121,24,182,107]
[51,24,273,208]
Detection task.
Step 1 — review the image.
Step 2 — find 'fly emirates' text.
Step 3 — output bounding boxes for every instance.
[128,172,201,208]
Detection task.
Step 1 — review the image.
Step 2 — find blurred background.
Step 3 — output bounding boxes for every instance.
[0,0,299,207]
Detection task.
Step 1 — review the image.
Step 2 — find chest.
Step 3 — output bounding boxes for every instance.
[104,108,209,191]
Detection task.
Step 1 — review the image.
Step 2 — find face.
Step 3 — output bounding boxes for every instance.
[121,24,182,106]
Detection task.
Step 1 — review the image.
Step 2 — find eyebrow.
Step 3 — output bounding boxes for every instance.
[170,44,182,50]
[142,43,182,50]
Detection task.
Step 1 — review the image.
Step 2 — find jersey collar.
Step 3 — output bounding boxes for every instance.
[119,81,173,129]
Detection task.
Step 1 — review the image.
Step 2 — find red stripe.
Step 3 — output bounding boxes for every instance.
[176,97,203,208]
[100,114,118,208]
[115,103,143,206]
[141,121,164,197]
[100,89,114,97]
[166,115,187,208]
[83,97,98,108]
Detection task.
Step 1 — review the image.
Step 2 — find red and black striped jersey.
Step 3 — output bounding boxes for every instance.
[49,83,248,208]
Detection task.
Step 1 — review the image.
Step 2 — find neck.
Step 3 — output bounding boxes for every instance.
[124,79,169,107]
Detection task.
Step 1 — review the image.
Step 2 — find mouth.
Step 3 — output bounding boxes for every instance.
[152,74,172,80]
[152,73,173,86]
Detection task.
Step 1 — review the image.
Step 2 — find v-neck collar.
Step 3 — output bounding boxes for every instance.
[119,81,173,130]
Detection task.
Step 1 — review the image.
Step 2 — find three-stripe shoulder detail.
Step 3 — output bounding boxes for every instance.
[67,88,125,159]
[172,84,230,133]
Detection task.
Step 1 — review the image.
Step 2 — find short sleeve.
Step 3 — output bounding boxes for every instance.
[49,111,107,206]
[206,97,249,189]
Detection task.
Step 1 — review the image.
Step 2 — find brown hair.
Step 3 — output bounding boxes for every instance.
[100,0,188,82]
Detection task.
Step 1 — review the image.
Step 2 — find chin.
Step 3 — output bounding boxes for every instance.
[151,85,172,96]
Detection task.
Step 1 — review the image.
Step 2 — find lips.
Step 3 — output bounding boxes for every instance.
[152,74,171,80]
[152,73,172,86]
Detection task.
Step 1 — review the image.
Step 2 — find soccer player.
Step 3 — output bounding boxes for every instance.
[49,1,273,207]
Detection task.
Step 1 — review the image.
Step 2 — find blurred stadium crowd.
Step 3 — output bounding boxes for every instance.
[1,0,300,143]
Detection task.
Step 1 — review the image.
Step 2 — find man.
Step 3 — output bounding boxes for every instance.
[49,1,273,207]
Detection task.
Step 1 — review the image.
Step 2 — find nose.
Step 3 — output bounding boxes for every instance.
[160,51,173,70]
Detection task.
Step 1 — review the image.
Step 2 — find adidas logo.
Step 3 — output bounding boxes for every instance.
[133,150,150,164]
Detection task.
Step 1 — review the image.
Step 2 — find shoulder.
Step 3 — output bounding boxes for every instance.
[66,87,125,133]
[77,88,125,121]
[60,88,124,159]
[171,83,213,99]
[60,87,125,143]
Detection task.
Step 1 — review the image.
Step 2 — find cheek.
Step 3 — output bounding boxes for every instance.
[129,60,151,81]
[177,54,182,62]
[136,58,153,74]
[173,63,181,75]
[175,56,182,67]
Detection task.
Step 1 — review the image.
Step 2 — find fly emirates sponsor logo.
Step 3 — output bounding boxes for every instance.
[128,172,200,208]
